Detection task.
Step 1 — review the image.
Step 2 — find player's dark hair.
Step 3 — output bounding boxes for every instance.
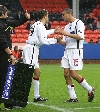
[63,8,73,15]
[37,9,48,20]
[0,5,8,16]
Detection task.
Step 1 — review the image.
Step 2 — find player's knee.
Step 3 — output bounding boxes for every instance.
[70,73,77,81]
[34,70,41,77]
[35,71,40,77]
[63,71,69,79]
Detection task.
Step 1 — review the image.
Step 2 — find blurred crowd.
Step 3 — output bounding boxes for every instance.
[81,13,100,31]
[1,0,100,44]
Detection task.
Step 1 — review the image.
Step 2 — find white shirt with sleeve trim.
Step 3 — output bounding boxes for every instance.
[26,21,57,47]
[62,19,85,49]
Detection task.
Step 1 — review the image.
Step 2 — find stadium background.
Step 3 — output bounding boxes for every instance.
[1,1,100,112]
[0,0,100,63]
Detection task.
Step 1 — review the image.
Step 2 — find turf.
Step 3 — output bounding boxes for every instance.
[1,64,100,112]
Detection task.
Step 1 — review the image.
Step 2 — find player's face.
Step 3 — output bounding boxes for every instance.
[62,11,70,22]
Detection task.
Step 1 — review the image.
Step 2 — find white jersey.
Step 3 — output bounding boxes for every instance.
[26,21,57,47]
[62,19,85,49]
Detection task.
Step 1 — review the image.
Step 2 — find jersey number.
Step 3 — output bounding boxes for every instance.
[30,28,34,36]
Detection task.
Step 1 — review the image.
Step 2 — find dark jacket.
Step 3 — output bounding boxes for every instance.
[87,17,95,24]
[0,16,28,60]
[14,13,24,20]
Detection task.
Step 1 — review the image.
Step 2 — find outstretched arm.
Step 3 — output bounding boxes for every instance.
[7,10,30,28]
[38,25,57,45]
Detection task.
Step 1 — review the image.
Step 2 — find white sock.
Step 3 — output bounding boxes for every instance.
[67,85,77,99]
[33,79,40,98]
[80,79,92,92]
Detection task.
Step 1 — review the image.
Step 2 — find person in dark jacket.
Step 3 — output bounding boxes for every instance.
[1,10,29,49]
[14,10,24,20]
[0,5,30,110]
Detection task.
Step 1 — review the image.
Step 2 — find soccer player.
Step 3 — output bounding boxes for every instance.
[23,9,58,102]
[56,8,94,102]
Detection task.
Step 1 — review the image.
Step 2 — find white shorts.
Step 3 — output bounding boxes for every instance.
[23,44,39,69]
[61,49,83,70]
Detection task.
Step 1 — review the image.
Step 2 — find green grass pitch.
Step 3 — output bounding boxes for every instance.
[1,64,100,112]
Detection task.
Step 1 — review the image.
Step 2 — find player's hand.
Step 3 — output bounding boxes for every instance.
[54,27,61,33]
[55,35,62,43]
[25,10,30,19]
[10,55,18,65]
[59,29,69,36]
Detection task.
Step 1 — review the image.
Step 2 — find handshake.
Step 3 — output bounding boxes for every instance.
[54,27,68,43]
[54,27,64,34]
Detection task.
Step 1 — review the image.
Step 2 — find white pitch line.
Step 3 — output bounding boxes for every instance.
[73,106,100,110]
[28,102,73,112]
[28,102,100,111]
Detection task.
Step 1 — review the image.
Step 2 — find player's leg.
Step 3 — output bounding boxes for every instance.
[63,68,78,102]
[33,68,40,99]
[33,67,48,102]
[23,45,48,102]
[70,49,94,102]
[70,70,94,102]
[32,46,48,102]
[61,54,77,102]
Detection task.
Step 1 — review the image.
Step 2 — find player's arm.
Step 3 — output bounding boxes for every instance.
[46,27,61,35]
[38,25,57,45]
[61,31,82,40]
[59,21,84,40]
[46,29,55,35]
[59,41,66,46]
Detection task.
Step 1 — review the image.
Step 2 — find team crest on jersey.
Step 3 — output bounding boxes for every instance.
[70,31,75,34]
